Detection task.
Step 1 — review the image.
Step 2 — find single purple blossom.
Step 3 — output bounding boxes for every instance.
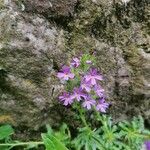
[71,57,80,68]
[145,141,150,150]
[80,79,91,92]
[71,87,87,101]
[82,96,96,110]
[84,68,103,85]
[59,92,74,106]
[96,98,109,113]
[57,66,74,81]
[94,85,105,97]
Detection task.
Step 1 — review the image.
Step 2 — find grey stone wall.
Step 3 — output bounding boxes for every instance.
[0,0,149,137]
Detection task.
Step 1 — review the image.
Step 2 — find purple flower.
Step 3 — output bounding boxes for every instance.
[80,79,91,92]
[96,98,109,113]
[94,85,105,97]
[84,68,103,85]
[145,141,150,150]
[71,57,80,68]
[57,66,75,81]
[71,87,87,101]
[59,92,74,106]
[82,96,96,110]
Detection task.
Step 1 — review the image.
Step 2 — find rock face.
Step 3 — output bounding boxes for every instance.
[23,0,77,17]
[0,0,66,131]
[0,0,150,137]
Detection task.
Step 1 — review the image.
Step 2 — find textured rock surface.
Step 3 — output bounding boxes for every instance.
[23,0,77,17]
[0,0,66,131]
[0,0,150,138]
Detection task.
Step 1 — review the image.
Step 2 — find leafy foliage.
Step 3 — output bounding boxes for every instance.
[41,124,69,150]
[42,134,68,150]
[0,124,70,150]
[0,125,14,140]
[72,115,150,150]
[1,115,150,150]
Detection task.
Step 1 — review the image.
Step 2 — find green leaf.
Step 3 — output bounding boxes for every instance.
[54,123,71,145]
[42,133,68,150]
[49,135,68,150]
[0,146,10,150]
[0,125,14,140]
[46,125,53,136]
[41,134,55,150]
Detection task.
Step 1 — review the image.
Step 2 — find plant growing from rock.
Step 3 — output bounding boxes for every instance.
[56,53,150,150]
[0,53,150,150]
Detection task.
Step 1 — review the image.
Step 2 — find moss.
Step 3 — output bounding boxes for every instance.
[122,44,145,91]
[123,46,143,70]
[65,0,104,53]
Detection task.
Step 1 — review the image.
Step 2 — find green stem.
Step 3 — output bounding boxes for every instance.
[94,108,112,136]
[81,115,88,128]
[79,108,89,128]
[73,102,89,129]
[0,141,44,147]
[133,132,150,139]
[94,107,104,124]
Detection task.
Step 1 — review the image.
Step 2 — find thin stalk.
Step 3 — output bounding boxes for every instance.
[94,107,104,124]
[132,132,150,139]
[73,102,90,129]
[79,108,89,129]
[0,141,44,147]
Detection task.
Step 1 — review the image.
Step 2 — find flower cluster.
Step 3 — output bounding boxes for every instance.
[57,54,109,113]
